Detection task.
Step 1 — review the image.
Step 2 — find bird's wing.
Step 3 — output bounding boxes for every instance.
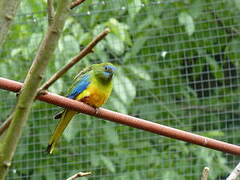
[54,66,92,119]
[65,66,92,99]
[66,74,91,99]
[73,65,92,81]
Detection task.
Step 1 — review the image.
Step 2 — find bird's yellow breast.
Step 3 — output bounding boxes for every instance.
[75,79,112,108]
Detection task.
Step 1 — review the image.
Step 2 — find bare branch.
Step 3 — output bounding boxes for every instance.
[39,28,110,91]
[0,0,22,48]
[226,162,240,180]
[201,167,209,180]
[70,0,87,9]
[66,172,91,180]
[1,78,240,156]
[0,114,13,136]
[47,0,54,25]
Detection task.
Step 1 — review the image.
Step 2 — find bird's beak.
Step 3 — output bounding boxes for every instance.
[111,66,117,72]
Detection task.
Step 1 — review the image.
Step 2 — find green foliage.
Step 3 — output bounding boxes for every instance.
[1,0,240,179]
[178,12,195,36]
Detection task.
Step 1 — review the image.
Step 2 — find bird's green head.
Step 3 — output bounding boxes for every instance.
[92,62,116,81]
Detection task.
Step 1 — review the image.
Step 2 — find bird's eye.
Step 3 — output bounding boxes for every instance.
[104,66,108,71]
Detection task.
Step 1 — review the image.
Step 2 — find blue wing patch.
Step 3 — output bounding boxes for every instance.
[67,74,90,99]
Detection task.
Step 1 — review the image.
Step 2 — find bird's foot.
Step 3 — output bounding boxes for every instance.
[94,107,100,115]
[38,89,48,95]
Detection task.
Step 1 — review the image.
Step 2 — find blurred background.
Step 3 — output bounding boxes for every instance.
[1,0,240,179]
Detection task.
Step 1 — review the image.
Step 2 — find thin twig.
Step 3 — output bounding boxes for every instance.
[70,0,87,9]
[0,0,22,48]
[66,172,91,180]
[39,28,110,91]
[201,167,209,180]
[226,162,240,180]
[0,114,13,136]
[47,0,54,25]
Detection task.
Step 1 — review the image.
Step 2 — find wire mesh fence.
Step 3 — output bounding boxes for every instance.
[1,0,240,179]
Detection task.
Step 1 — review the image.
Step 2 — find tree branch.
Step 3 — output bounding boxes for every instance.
[0,0,71,178]
[1,78,240,156]
[47,0,54,25]
[201,167,209,180]
[70,0,87,9]
[0,0,22,48]
[0,114,13,136]
[226,162,240,180]
[39,28,110,91]
[66,172,91,180]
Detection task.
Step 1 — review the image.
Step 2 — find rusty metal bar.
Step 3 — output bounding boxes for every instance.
[0,77,240,155]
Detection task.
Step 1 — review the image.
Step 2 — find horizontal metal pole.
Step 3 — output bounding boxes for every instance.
[0,77,240,155]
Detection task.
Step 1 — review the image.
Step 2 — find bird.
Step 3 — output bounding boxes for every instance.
[47,62,116,154]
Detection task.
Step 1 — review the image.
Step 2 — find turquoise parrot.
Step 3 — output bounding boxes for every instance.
[47,62,116,154]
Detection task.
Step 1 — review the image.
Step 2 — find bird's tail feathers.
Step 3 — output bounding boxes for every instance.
[47,110,77,154]
[54,110,64,119]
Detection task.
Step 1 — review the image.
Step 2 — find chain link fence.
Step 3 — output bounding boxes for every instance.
[0,0,240,179]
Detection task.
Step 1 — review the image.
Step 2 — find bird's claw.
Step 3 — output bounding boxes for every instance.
[94,108,100,115]
[38,90,48,95]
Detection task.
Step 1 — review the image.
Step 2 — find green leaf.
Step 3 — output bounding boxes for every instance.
[106,34,124,55]
[49,78,64,94]
[93,24,105,36]
[11,48,22,57]
[100,155,116,173]
[59,35,79,57]
[189,0,203,18]
[104,126,119,145]
[106,18,131,45]
[178,12,195,36]
[93,25,106,51]
[162,170,179,179]
[124,36,148,63]
[42,169,57,180]
[108,96,128,114]
[63,17,74,31]
[127,65,151,80]
[128,0,142,19]
[28,33,42,52]
[138,15,161,31]
[234,0,240,10]
[206,55,224,79]
[226,37,240,67]
[71,23,84,39]
[27,0,45,13]
[113,69,136,104]
[90,153,101,167]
